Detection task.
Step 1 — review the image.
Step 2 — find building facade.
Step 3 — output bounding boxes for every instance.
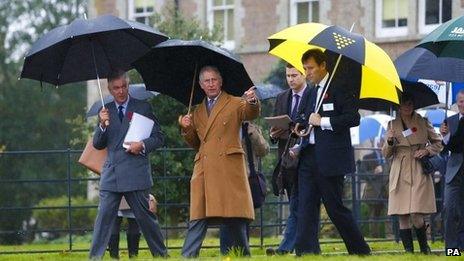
[86,0,463,103]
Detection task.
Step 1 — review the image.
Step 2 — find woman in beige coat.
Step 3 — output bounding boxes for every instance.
[382,93,443,254]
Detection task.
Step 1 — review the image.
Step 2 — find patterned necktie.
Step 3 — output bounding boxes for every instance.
[291,94,300,120]
[118,105,124,122]
[207,99,215,115]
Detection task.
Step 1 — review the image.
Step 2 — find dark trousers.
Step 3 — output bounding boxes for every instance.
[111,216,140,235]
[444,169,464,249]
[89,190,166,258]
[182,218,249,257]
[295,146,370,255]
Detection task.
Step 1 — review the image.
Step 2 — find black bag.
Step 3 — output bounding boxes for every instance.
[420,154,444,176]
[280,135,299,170]
[242,123,267,208]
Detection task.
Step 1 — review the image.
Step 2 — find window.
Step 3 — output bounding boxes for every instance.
[290,0,319,25]
[207,0,235,49]
[419,0,452,34]
[128,0,155,25]
[375,0,408,38]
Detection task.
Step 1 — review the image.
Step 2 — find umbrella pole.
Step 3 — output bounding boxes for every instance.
[445,81,450,123]
[187,63,198,115]
[90,40,109,126]
[295,23,356,137]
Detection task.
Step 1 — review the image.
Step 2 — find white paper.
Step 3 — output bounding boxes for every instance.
[123,112,154,149]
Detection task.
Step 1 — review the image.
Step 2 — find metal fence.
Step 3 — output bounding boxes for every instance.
[0,147,444,254]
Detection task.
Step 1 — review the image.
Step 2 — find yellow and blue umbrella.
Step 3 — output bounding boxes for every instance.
[268,23,402,108]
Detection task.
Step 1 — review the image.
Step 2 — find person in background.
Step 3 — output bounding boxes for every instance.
[108,194,157,258]
[440,89,464,250]
[267,63,315,255]
[383,93,443,254]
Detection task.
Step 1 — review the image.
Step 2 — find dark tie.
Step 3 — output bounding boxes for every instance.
[118,105,124,122]
[311,85,319,112]
[291,94,300,120]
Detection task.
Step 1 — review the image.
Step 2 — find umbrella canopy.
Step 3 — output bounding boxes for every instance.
[417,108,457,127]
[418,15,464,59]
[21,14,168,86]
[86,84,157,117]
[268,23,402,107]
[350,114,393,145]
[395,47,464,83]
[133,39,254,107]
[255,83,284,100]
[401,80,440,109]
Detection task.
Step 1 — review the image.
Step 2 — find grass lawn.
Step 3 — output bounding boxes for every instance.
[0,236,449,260]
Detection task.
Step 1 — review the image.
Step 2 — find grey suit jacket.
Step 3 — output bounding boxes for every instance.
[445,114,463,184]
[93,97,164,192]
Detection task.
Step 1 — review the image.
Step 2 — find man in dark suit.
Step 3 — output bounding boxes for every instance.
[440,90,464,250]
[89,70,167,258]
[267,63,320,255]
[294,49,370,255]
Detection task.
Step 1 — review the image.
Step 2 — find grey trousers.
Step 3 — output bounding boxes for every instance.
[444,170,464,249]
[89,189,167,258]
[181,218,250,258]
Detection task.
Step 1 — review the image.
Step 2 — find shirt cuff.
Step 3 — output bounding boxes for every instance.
[320,117,333,131]
[140,141,146,155]
[443,133,450,145]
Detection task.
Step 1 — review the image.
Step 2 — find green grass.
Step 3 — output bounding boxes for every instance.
[0,236,449,260]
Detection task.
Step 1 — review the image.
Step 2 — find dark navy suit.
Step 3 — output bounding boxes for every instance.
[443,114,464,249]
[294,75,370,255]
[270,87,319,253]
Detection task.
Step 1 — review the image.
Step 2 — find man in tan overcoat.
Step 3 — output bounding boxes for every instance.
[179,65,260,257]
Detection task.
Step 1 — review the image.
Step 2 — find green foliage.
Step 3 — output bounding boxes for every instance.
[152,4,223,43]
[32,196,97,240]
[0,0,86,244]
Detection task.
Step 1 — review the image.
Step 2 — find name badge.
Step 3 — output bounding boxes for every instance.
[322,103,334,111]
[402,128,414,137]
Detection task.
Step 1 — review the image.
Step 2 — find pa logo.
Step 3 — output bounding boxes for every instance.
[446,248,462,256]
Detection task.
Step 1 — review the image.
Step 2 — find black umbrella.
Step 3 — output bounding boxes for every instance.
[21,14,168,109]
[133,39,254,112]
[401,80,439,109]
[86,84,158,118]
[395,47,464,83]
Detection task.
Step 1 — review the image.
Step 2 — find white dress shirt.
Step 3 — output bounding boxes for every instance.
[309,73,333,144]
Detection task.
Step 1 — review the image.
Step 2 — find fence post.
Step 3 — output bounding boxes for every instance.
[352,162,360,224]
[66,148,73,251]
[162,147,168,249]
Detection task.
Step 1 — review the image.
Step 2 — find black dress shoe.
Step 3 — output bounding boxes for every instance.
[266,248,276,256]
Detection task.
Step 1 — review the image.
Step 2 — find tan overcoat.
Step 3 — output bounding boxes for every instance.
[182,92,260,220]
[382,113,443,215]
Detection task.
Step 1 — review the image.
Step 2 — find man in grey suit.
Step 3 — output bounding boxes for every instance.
[89,70,167,258]
[440,89,464,250]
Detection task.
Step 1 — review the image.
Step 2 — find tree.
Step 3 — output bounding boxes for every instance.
[0,0,86,244]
